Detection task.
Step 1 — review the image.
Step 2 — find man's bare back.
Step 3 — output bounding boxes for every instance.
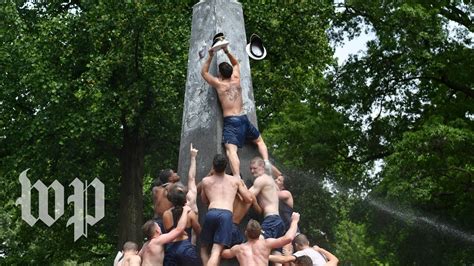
[230,240,273,266]
[222,213,300,266]
[201,173,241,211]
[140,206,191,265]
[214,79,243,117]
[201,47,242,117]
[140,241,165,266]
[153,185,173,217]
[118,253,141,266]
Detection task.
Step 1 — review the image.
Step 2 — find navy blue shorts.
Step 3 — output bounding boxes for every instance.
[200,209,233,247]
[223,115,260,148]
[262,215,286,253]
[230,223,244,246]
[164,240,201,266]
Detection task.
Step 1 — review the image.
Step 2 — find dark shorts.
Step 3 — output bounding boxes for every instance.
[164,240,201,266]
[262,214,285,239]
[262,215,286,253]
[153,217,166,233]
[223,115,260,148]
[200,209,233,247]
[230,223,244,246]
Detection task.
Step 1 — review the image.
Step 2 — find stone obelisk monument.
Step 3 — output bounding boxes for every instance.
[178,0,259,186]
[177,1,259,264]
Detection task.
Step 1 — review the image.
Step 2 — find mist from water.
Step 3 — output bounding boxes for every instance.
[280,164,474,245]
[366,196,474,244]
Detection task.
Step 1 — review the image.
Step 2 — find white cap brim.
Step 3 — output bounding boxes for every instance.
[210,40,229,52]
[246,43,267,60]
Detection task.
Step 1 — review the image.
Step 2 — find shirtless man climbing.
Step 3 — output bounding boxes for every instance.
[200,154,253,266]
[249,157,286,241]
[221,212,300,266]
[152,144,198,231]
[139,205,191,266]
[201,45,272,178]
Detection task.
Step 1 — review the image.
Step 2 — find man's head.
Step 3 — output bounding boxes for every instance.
[167,185,186,207]
[275,175,285,190]
[159,169,180,184]
[245,219,262,240]
[213,154,228,174]
[250,157,265,177]
[218,62,233,79]
[294,234,310,251]
[294,255,312,266]
[122,241,138,254]
[142,220,161,240]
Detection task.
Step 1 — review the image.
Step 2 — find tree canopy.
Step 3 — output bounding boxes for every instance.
[1,0,473,264]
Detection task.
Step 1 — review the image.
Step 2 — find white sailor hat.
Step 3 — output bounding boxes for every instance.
[246,34,267,60]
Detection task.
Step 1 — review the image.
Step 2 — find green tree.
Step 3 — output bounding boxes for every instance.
[328,1,474,264]
[1,1,193,263]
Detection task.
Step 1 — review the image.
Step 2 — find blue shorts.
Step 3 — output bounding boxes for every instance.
[200,209,233,247]
[262,215,286,253]
[261,215,285,239]
[223,115,260,148]
[230,223,244,246]
[153,217,166,233]
[164,240,201,266]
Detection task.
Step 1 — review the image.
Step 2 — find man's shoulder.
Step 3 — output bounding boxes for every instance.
[256,174,273,184]
[278,190,292,198]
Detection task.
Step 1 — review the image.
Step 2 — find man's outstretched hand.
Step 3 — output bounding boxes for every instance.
[208,49,214,57]
[190,143,198,158]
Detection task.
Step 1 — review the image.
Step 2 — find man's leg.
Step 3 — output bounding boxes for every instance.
[207,243,224,266]
[253,136,269,160]
[225,143,240,177]
[253,136,272,174]
[200,245,209,266]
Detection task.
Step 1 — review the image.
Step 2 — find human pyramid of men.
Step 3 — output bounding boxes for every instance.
[115,35,339,266]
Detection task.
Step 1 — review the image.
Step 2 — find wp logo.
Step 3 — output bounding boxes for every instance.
[15,169,105,241]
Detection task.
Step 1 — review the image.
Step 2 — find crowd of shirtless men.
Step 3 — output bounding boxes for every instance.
[115,45,339,266]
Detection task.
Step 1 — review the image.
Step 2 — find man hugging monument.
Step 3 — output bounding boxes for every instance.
[178,0,264,186]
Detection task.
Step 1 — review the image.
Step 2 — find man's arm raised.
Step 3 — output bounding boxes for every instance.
[237,179,253,204]
[266,212,300,249]
[201,50,220,87]
[223,47,240,79]
[186,143,198,213]
[221,245,238,259]
[314,246,339,266]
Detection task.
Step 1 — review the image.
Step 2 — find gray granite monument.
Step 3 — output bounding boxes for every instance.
[178,0,259,188]
[177,0,261,264]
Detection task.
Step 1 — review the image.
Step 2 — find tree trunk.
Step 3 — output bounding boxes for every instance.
[118,125,144,249]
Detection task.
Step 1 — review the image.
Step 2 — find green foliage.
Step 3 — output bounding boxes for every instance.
[1,1,193,263]
[334,220,384,265]
[1,0,473,264]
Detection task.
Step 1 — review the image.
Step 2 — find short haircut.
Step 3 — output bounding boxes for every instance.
[152,178,161,188]
[294,255,312,266]
[250,156,264,166]
[245,219,262,239]
[213,154,227,173]
[142,220,158,240]
[219,62,233,79]
[159,169,173,184]
[294,234,310,246]
[122,241,138,252]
